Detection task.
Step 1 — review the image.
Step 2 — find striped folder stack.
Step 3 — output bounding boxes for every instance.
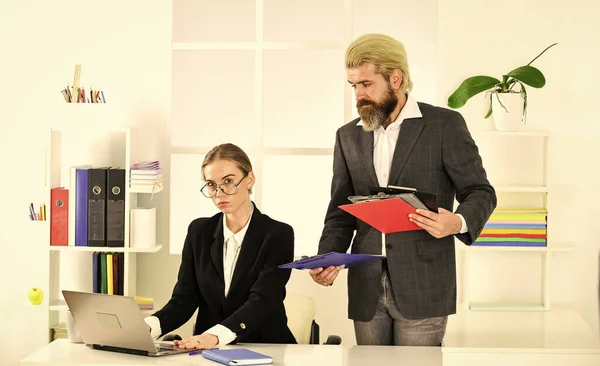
[134,296,155,311]
[474,208,547,247]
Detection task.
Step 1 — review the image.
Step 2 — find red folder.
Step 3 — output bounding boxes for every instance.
[50,187,69,246]
[339,197,422,234]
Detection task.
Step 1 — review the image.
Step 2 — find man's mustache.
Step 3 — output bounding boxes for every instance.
[357,100,376,108]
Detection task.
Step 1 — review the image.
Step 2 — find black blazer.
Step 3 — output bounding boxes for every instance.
[153,204,297,344]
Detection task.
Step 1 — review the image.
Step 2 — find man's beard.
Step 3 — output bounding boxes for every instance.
[356,84,398,132]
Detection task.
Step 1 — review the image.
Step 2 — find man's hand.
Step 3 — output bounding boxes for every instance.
[175,333,219,350]
[409,208,462,239]
[309,266,341,286]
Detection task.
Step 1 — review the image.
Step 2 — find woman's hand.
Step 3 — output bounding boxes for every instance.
[174,333,219,350]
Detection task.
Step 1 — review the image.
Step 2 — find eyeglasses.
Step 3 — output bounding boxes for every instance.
[200,175,247,198]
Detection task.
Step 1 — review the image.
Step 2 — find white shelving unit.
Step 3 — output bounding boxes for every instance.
[43,113,162,340]
[460,130,573,312]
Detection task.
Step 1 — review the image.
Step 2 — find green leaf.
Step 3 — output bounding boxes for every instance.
[484,92,493,119]
[527,43,557,66]
[447,76,501,109]
[506,66,546,88]
[519,81,528,123]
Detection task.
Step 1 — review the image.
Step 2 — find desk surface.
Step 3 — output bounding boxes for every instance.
[443,309,600,353]
[20,339,442,366]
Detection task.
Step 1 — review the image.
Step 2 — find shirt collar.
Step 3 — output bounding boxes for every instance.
[222,206,254,246]
[356,93,423,127]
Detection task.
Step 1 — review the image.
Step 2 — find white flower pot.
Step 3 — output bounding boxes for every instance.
[491,92,524,132]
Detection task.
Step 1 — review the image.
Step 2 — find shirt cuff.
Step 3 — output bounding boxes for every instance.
[204,324,237,347]
[456,213,468,234]
[144,316,162,340]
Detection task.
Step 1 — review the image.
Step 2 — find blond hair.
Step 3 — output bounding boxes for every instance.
[345,33,413,92]
[202,143,253,193]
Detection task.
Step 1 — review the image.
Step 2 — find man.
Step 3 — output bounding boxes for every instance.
[310,33,497,347]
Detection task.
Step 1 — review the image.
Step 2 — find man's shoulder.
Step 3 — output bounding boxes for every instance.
[417,101,463,122]
[337,117,361,135]
[341,117,361,129]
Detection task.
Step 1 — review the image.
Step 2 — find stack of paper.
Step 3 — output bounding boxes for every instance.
[52,323,68,340]
[134,295,154,311]
[474,208,547,247]
[130,161,163,193]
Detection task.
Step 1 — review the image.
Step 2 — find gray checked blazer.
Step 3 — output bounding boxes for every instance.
[318,102,497,321]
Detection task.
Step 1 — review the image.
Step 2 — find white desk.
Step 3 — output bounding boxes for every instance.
[20,339,442,366]
[22,309,600,366]
[443,309,600,366]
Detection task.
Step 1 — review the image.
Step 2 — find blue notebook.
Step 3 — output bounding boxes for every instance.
[278,252,386,270]
[201,349,273,365]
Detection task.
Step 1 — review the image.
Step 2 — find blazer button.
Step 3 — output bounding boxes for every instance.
[386,243,392,250]
[240,323,246,330]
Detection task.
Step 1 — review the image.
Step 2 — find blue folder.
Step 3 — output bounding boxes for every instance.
[201,348,272,365]
[278,252,386,270]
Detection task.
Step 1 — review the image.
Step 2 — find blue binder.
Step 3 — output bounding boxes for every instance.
[278,252,386,270]
[201,348,272,365]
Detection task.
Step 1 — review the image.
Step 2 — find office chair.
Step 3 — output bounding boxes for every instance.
[283,292,341,345]
[162,293,341,345]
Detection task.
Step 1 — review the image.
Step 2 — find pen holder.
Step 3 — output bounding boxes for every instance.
[130,207,156,249]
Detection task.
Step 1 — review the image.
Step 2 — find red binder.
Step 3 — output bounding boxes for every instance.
[339,197,422,234]
[50,188,69,246]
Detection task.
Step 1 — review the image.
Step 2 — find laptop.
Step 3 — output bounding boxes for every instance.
[62,290,189,357]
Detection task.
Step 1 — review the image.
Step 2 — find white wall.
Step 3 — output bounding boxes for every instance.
[0,1,171,365]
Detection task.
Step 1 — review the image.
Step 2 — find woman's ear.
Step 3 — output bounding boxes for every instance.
[246,171,256,191]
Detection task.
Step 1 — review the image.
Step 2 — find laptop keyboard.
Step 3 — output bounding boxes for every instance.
[155,343,179,352]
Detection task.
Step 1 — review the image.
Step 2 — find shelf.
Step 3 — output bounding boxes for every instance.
[462,243,574,253]
[129,185,163,194]
[468,302,548,312]
[49,244,162,253]
[494,184,548,193]
[49,300,67,312]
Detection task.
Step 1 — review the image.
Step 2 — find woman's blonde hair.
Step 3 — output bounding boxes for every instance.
[202,143,253,193]
[345,33,413,92]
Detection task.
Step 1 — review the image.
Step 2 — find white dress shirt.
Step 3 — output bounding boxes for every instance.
[357,94,468,256]
[145,208,254,347]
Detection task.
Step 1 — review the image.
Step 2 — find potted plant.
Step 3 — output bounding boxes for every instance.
[447,43,557,131]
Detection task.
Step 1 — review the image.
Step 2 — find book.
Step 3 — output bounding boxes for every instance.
[201,348,272,365]
[130,160,160,169]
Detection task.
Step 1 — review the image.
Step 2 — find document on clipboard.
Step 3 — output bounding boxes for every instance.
[279,252,386,270]
[340,196,423,234]
[369,185,438,213]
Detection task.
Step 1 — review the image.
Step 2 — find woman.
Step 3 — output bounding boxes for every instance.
[145,143,297,349]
